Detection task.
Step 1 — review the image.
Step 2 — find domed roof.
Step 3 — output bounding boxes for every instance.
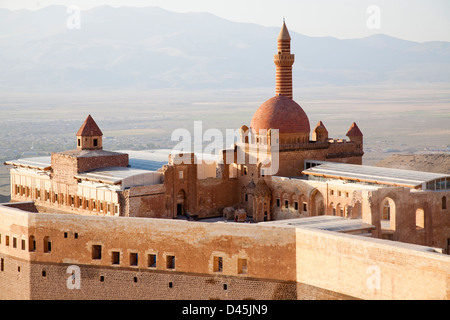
[314,121,328,133]
[250,95,310,134]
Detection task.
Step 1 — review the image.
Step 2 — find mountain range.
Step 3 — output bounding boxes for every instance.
[1,5,449,92]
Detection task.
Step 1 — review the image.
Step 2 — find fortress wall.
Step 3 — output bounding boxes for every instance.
[0,204,297,276]
[295,227,450,300]
[1,204,449,300]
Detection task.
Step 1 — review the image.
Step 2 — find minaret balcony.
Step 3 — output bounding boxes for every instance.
[274,54,295,66]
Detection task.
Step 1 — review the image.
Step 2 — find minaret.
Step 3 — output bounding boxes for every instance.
[274,20,295,99]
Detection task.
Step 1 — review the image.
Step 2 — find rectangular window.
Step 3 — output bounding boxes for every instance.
[12,237,17,248]
[78,139,81,147]
[148,254,157,268]
[245,194,248,202]
[92,245,102,260]
[5,235,9,246]
[294,202,299,210]
[285,200,289,209]
[93,139,98,147]
[166,255,175,270]
[303,202,307,212]
[213,256,223,272]
[276,198,280,207]
[111,251,120,265]
[21,239,26,250]
[130,252,138,266]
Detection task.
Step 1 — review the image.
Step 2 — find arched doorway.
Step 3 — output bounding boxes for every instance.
[380,197,396,231]
[310,189,325,216]
[177,189,186,216]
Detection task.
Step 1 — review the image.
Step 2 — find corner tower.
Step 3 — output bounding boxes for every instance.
[274,21,295,99]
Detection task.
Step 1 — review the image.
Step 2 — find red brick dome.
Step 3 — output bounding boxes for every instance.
[250,95,310,134]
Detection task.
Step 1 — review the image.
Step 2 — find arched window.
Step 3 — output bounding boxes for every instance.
[330,202,336,216]
[29,236,36,252]
[43,236,51,253]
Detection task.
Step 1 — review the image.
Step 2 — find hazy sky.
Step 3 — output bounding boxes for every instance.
[1,0,449,42]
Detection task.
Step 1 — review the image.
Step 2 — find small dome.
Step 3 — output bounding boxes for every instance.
[250,95,310,134]
[314,121,328,133]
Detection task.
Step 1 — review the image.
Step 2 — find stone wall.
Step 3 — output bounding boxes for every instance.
[295,227,450,300]
[1,204,449,300]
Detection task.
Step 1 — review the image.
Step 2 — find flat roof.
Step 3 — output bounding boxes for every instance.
[4,156,51,170]
[119,149,221,171]
[119,149,171,171]
[262,216,375,233]
[75,166,162,186]
[302,161,450,188]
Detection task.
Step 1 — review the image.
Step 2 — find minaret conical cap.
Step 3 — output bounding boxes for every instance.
[278,21,291,41]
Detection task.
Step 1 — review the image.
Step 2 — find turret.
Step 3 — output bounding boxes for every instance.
[76,115,103,150]
[313,121,329,142]
[346,122,363,152]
